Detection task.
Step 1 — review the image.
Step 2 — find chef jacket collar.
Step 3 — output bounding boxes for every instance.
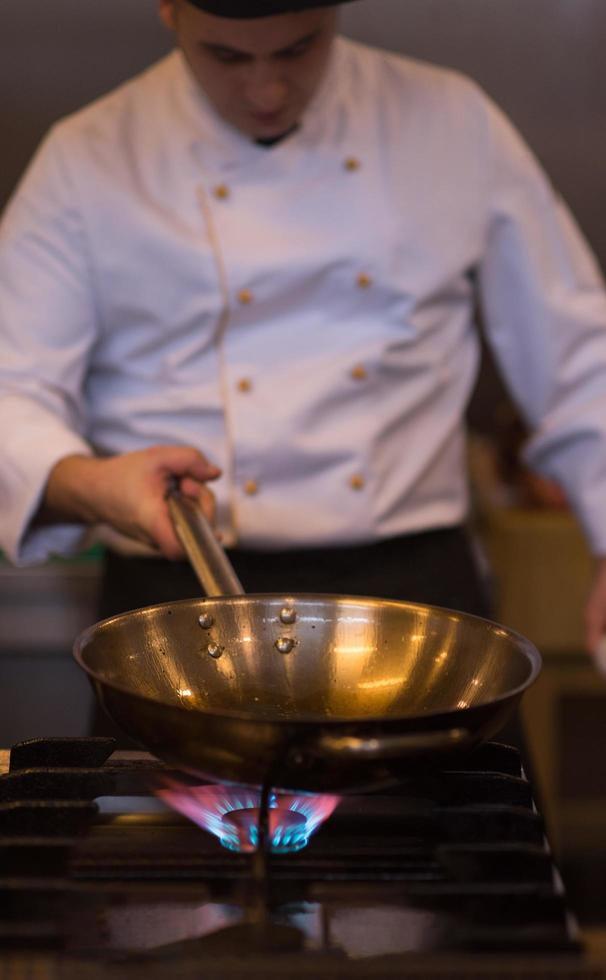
[175,38,348,176]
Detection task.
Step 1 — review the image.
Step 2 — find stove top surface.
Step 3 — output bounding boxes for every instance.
[0,737,596,978]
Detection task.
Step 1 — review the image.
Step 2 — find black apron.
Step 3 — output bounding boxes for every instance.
[97,525,491,619]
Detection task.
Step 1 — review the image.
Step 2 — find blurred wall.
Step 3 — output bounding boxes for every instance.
[1,0,171,207]
[2,0,605,268]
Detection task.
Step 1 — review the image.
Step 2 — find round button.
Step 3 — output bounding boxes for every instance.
[349,474,365,491]
[351,364,368,381]
[344,156,361,172]
[237,288,254,305]
[244,480,259,496]
[236,378,252,393]
[356,273,373,289]
[213,184,230,200]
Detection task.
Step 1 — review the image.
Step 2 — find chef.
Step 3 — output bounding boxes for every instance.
[1,0,606,660]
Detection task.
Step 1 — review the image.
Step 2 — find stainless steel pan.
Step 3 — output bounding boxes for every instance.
[73,493,541,792]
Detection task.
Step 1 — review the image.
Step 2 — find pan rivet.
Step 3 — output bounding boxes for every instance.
[198,613,214,630]
[207,643,224,659]
[279,607,297,625]
[275,636,296,655]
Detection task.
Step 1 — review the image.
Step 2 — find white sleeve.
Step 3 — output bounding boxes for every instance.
[0,128,98,564]
[476,100,606,555]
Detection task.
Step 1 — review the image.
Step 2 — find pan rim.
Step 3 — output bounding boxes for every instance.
[73,593,542,726]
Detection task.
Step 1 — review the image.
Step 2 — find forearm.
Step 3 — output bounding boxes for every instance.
[37,454,107,526]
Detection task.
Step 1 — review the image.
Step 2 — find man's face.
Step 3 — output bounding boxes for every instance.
[159,1,338,140]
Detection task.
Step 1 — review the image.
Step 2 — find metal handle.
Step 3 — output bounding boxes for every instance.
[313,727,472,760]
[167,488,244,597]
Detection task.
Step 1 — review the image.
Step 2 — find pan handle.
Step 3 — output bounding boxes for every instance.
[311,727,473,760]
[167,488,244,597]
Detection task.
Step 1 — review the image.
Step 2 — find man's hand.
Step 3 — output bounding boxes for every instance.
[585,556,606,668]
[41,446,221,560]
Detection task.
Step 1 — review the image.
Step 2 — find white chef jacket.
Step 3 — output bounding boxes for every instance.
[1,37,606,564]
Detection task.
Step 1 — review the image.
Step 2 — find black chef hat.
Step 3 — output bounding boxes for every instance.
[185,0,355,17]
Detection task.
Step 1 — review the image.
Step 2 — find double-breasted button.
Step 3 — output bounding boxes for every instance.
[213,184,230,200]
[356,273,373,289]
[351,364,368,381]
[236,378,253,393]
[349,474,365,491]
[237,288,254,305]
[344,156,361,172]
[244,479,259,496]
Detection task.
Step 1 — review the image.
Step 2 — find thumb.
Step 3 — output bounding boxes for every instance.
[157,445,221,482]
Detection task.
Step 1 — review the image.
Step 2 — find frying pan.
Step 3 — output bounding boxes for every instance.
[73,492,541,792]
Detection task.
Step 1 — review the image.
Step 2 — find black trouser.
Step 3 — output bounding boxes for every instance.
[91,526,527,768]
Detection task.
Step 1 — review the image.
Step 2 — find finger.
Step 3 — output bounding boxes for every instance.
[587,623,602,656]
[592,636,606,676]
[198,485,216,524]
[184,458,222,482]
[154,445,221,482]
[155,526,186,562]
[148,507,186,561]
[584,598,606,655]
[179,478,216,524]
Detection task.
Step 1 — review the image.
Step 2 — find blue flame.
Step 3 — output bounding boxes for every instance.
[156,782,340,854]
[220,810,309,854]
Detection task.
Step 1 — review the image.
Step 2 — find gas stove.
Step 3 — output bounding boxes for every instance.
[0,737,599,978]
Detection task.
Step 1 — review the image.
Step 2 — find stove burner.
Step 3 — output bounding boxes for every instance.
[222,806,308,853]
[2,738,584,964]
[156,781,340,854]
